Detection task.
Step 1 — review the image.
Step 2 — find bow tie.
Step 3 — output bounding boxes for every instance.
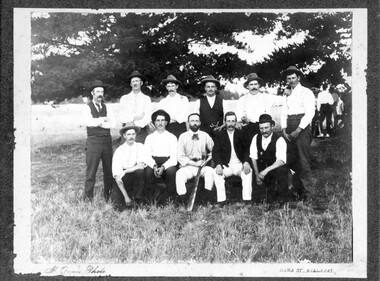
[192,133,199,140]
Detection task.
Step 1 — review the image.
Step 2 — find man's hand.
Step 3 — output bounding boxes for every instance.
[135,162,146,170]
[256,176,263,186]
[215,164,223,175]
[235,122,243,130]
[289,127,302,141]
[156,166,165,177]
[242,162,251,175]
[213,124,224,132]
[258,169,268,181]
[241,116,248,124]
[153,166,161,178]
[282,128,291,142]
[133,112,145,122]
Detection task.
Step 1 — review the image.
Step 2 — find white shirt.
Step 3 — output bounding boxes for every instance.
[280,83,315,129]
[250,133,287,164]
[158,93,190,124]
[119,91,152,127]
[227,130,241,165]
[83,101,115,128]
[235,93,268,123]
[317,90,334,111]
[177,130,214,167]
[112,142,146,178]
[336,98,344,115]
[144,130,178,169]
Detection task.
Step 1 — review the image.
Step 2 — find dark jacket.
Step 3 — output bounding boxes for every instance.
[199,95,224,137]
[212,129,249,167]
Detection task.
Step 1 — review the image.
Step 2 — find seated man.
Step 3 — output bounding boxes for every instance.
[250,114,291,203]
[213,112,252,205]
[110,123,146,211]
[144,110,178,204]
[176,113,214,204]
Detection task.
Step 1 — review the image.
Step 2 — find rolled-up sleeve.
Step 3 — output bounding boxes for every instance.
[163,134,178,168]
[275,137,287,164]
[298,89,315,129]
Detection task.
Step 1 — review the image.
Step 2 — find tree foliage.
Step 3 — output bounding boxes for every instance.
[31,11,351,102]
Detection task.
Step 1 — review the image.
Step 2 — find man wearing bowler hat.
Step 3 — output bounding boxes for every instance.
[236,73,270,147]
[119,70,152,143]
[194,75,225,140]
[158,74,190,138]
[144,109,178,204]
[110,123,147,211]
[280,66,315,200]
[250,114,291,203]
[83,80,115,202]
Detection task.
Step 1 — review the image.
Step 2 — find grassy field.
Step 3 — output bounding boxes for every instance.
[30,103,352,263]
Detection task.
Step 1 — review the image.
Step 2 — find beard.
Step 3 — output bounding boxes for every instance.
[189,124,199,132]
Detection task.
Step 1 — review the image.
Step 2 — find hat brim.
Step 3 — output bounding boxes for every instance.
[162,79,182,86]
[259,120,275,126]
[126,74,146,84]
[151,110,171,124]
[283,69,303,76]
[120,125,141,136]
[200,79,220,88]
[243,78,264,89]
[90,84,106,91]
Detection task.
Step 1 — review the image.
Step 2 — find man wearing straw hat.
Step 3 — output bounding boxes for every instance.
[119,70,152,143]
[157,74,190,138]
[194,75,225,140]
[83,80,115,202]
[280,66,315,200]
[235,73,268,147]
[110,123,147,210]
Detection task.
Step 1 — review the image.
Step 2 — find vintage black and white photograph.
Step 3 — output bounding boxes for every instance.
[13,7,368,278]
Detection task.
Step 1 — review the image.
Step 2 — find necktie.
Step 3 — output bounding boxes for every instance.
[192,133,199,140]
[95,103,101,112]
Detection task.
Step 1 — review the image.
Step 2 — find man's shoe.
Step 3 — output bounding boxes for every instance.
[317,134,324,138]
[325,133,330,138]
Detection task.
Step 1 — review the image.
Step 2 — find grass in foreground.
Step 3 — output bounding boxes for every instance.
[30,134,352,263]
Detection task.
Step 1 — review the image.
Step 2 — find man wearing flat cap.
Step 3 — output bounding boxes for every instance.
[119,70,152,143]
[236,73,270,147]
[157,74,190,138]
[144,110,178,204]
[280,66,315,200]
[195,75,225,140]
[83,80,115,202]
[250,114,291,202]
[110,123,147,211]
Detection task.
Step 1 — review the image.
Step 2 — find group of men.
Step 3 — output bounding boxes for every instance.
[83,66,316,211]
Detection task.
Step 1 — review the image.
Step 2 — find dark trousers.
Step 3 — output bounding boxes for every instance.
[167,122,187,139]
[144,165,177,203]
[286,115,313,195]
[319,104,333,134]
[110,169,144,211]
[258,164,289,198]
[311,109,320,136]
[242,122,259,147]
[84,135,113,201]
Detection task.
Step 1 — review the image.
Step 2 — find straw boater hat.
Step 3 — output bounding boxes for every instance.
[283,66,303,76]
[259,114,275,126]
[89,80,106,91]
[161,74,182,86]
[126,70,146,84]
[243,73,264,89]
[200,75,220,88]
[151,109,171,124]
[119,122,141,136]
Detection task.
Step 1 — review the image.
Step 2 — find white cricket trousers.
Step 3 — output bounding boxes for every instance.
[213,163,252,202]
[176,166,214,195]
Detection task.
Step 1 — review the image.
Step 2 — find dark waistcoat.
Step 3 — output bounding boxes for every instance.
[86,102,111,137]
[199,96,224,131]
[257,133,280,167]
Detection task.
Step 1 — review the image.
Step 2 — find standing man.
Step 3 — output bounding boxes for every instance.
[176,113,214,202]
[213,112,253,204]
[119,70,152,143]
[195,75,225,140]
[83,80,114,202]
[316,84,334,138]
[236,73,270,146]
[144,110,178,204]
[250,114,290,203]
[281,66,315,200]
[111,123,147,211]
[158,74,190,138]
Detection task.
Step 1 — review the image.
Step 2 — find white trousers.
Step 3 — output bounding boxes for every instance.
[213,163,253,202]
[176,166,214,195]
